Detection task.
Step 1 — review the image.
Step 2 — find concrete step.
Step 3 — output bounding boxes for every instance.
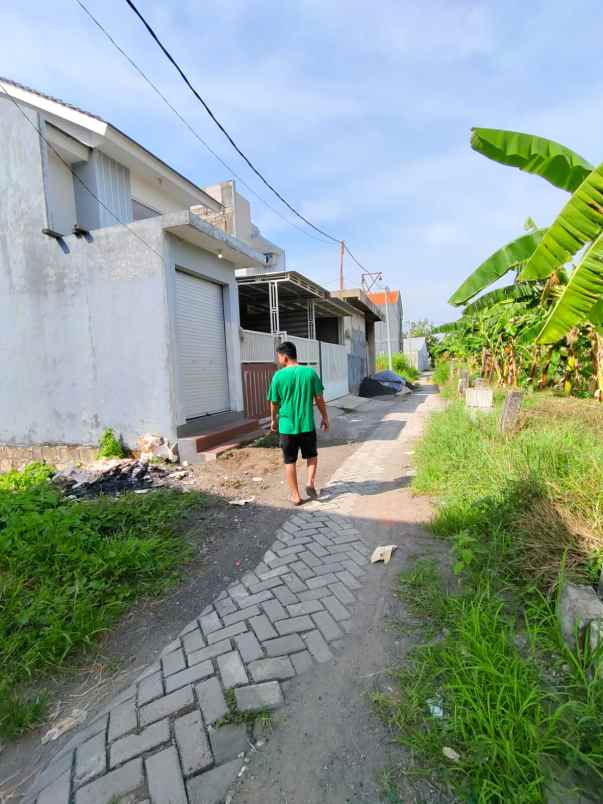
[178,418,264,465]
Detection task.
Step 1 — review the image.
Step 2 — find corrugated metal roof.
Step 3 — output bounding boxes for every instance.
[367,290,400,305]
[0,75,106,123]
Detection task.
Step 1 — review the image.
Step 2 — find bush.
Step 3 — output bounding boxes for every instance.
[375,352,420,382]
[97,427,126,459]
[0,463,204,739]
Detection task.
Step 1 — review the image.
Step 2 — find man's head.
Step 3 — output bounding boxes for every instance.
[276,340,298,367]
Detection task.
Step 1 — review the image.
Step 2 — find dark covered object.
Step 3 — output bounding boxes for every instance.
[358,377,398,397]
[372,370,407,392]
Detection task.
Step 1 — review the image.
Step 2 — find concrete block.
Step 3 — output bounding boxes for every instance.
[209,723,248,764]
[322,595,350,622]
[75,731,106,787]
[108,699,137,742]
[234,632,263,663]
[281,572,307,593]
[188,639,232,666]
[235,682,283,712]
[262,634,305,657]
[248,657,295,682]
[214,596,238,618]
[222,605,261,627]
[306,574,338,589]
[200,611,222,636]
[138,670,163,706]
[303,629,333,663]
[206,622,248,645]
[275,616,314,635]
[329,582,355,605]
[110,719,170,767]
[196,676,228,725]
[249,614,277,641]
[261,599,287,622]
[181,628,205,655]
[290,650,314,675]
[289,561,314,580]
[336,570,362,590]
[187,758,244,804]
[296,587,333,602]
[174,710,213,775]
[273,585,299,605]
[217,650,249,689]
[312,611,343,642]
[287,599,324,617]
[145,746,187,804]
[465,387,493,408]
[37,771,70,804]
[165,659,213,693]
[75,758,144,804]
[139,686,194,727]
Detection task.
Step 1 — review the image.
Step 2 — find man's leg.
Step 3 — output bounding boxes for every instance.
[306,456,318,491]
[285,462,302,504]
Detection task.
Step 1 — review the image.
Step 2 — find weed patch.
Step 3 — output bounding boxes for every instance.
[376,352,421,382]
[0,463,205,740]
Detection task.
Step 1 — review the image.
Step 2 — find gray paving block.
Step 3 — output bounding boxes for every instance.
[273,585,298,606]
[256,565,290,582]
[217,650,249,689]
[262,634,305,657]
[232,589,275,609]
[275,543,308,557]
[306,573,338,589]
[303,629,333,663]
[187,757,244,804]
[297,551,322,568]
[74,730,106,787]
[264,552,294,569]
[332,532,364,545]
[209,723,249,764]
[296,587,333,602]
[235,681,283,712]
[261,598,287,622]
[306,542,329,558]
[248,657,295,682]
[139,686,194,727]
[228,583,249,602]
[174,710,213,775]
[138,670,163,706]
[165,659,213,693]
[312,610,343,641]
[286,599,324,617]
[162,639,182,656]
[222,605,260,627]
[108,698,137,742]
[206,622,248,645]
[214,596,238,618]
[146,746,187,804]
[247,576,285,595]
[200,610,222,636]
[110,719,170,767]
[291,650,314,675]
[241,570,260,588]
[75,758,144,804]
[281,572,307,593]
[188,638,232,665]
[37,770,70,804]
[289,561,314,580]
[179,619,200,637]
[323,595,351,622]
[336,570,362,590]
[313,561,344,576]
[196,676,228,725]
[275,615,314,635]
[329,582,355,604]
[249,613,277,641]
[313,532,335,548]
[182,627,205,655]
[234,631,263,662]
[328,541,366,556]
[338,559,365,578]
[162,647,186,677]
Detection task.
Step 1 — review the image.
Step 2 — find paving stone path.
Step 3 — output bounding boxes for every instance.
[26,468,375,804]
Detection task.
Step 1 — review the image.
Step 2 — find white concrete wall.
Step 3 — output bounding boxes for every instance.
[166,235,245,422]
[0,97,177,447]
[131,171,187,215]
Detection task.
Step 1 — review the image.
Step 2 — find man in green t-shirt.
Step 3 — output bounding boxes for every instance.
[267,340,329,506]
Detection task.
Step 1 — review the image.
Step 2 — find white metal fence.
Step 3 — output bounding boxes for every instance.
[288,335,320,369]
[320,342,349,401]
[240,329,278,363]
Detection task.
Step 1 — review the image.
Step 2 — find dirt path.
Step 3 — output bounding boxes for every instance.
[233,384,446,804]
[0,394,417,802]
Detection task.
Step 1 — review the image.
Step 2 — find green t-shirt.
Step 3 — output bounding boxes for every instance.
[267,365,324,434]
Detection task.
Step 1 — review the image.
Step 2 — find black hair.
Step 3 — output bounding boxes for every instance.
[276,340,297,360]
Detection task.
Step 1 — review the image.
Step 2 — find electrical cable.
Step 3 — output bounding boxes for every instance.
[74,0,334,248]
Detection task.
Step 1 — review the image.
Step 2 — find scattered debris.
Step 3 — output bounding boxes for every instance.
[427,697,444,718]
[52,459,168,497]
[370,545,398,564]
[442,746,461,762]
[168,470,188,480]
[228,497,256,506]
[137,433,178,463]
[558,582,603,655]
[41,709,87,744]
[252,477,263,482]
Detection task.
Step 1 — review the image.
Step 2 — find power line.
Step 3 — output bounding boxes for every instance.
[0,80,166,265]
[124,0,341,245]
[74,0,333,247]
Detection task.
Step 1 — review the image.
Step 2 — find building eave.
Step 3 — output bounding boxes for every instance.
[331,288,384,322]
[164,210,266,268]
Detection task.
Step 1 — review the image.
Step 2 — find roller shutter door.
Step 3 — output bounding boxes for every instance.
[175,270,230,418]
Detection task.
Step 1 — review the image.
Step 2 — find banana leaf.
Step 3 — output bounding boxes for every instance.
[471,128,593,192]
[463,283,537,316]
[434,320,467,334]
[449,230,546,305]
[590,299,603,326]
[537,231,603,343]
[519,163,603,281]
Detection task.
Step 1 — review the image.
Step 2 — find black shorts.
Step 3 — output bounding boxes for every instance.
[280,430,318,464]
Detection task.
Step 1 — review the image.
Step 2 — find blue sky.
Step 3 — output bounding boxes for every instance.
[4,0,603,323]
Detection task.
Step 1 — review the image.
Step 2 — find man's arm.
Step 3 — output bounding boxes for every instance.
[315,395,329,432]
[270,401,279,433]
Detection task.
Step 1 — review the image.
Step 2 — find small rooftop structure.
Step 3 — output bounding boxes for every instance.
[331,288,383,322]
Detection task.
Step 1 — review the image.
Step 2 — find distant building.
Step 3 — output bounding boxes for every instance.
[367,291,403,355]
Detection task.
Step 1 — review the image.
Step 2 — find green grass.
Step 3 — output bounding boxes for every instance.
[97,427,126,459]
[0,462,204,740]
[221,688,273,730]
[375,397,603,802]
[376,352,421,382]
